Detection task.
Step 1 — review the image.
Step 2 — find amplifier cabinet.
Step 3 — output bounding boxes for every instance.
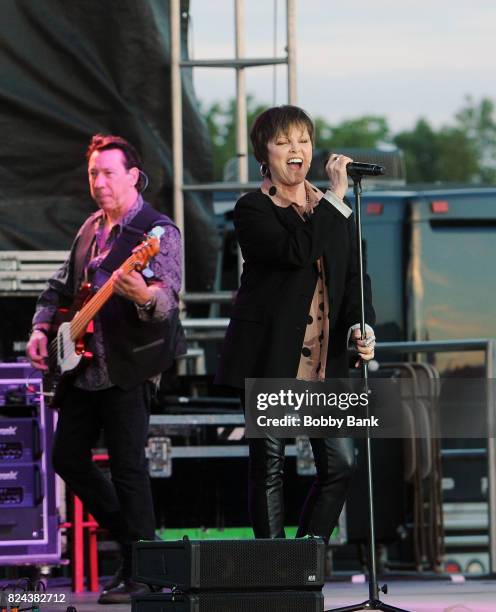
[0,463,43,507]
[133,538,325,591]
[0,418,41,462]
[0,364,60,564]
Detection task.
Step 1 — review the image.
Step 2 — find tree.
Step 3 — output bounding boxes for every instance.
[202,95,494,184]
[455,96,496,183]
[394,119,478,183]
[394,119,439,183]
[437,126,479,182]
[202,101,392,180]
[314,115,390,150]
[201,96,267,181]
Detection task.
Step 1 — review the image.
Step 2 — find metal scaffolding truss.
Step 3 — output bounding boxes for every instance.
[170,0,297,289]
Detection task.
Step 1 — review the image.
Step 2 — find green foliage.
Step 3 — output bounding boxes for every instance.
[455,96,496,183]
[314,115,390,150]
[394,119,478,183]
[201,96,267,181]
[201,96,496,184]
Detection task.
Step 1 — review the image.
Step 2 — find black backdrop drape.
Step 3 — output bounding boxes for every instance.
[0,0,218,291]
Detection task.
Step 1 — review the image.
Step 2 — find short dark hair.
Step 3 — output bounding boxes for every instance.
[86,134,146,191]
[250,105,314,163]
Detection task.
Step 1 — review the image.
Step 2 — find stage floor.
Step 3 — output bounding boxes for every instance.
[8,577,495,611]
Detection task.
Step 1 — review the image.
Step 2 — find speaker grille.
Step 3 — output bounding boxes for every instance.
[133,538,325,590]
[195,591,323,612]
[132,591,324,612]
[196,539,323,589]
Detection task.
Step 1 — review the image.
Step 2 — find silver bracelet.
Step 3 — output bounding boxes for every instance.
[136,296,156,312]
[31,326,49,337]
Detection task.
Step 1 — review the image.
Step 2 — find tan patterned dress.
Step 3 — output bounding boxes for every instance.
[295,258,330,381]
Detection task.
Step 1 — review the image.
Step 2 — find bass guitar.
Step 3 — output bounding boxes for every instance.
[43,226,164,407]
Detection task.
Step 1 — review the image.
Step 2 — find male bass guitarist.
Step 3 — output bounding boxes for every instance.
[26,134,185,604]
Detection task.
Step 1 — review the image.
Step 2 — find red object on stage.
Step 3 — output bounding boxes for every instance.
[61,452,109,592]
[71,496,100,593]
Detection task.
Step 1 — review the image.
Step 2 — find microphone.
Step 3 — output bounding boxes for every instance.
[346,162,385,177]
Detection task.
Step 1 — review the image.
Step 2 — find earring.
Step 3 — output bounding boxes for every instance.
[260,162,269,177]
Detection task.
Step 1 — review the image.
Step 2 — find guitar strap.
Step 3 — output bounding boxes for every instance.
[91,203,172,291]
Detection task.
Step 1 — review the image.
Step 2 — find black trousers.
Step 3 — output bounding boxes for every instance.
[248,433,355,543]
[52,383,155,576]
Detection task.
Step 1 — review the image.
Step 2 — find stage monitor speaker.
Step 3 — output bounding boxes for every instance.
[131,591,324,611]
[0,418,42,462]
[133,538,325,591]
[0,464,43,507]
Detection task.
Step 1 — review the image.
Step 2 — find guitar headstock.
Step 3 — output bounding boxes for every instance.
[131,226,165,271]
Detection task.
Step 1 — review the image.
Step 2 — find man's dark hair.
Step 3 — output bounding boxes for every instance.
[250,105,314,164]
[86,134,146,191]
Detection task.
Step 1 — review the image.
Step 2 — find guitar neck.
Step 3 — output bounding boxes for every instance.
[69,257,137,341]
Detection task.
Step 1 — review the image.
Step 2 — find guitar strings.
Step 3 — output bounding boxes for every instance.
[47,258,141,365]
[47,237,156,372]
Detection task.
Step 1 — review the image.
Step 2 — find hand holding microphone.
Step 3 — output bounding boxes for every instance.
[326,154,385,197]
[325,153,353,199]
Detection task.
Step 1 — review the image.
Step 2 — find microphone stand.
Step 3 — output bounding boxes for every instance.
[326,175,411,612]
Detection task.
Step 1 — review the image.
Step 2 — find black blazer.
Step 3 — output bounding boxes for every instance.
[215,190,375,389]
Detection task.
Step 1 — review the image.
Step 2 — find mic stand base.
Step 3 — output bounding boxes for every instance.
[327,600,411,612]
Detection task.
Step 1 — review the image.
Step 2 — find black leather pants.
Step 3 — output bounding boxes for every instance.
[248,435,355,543]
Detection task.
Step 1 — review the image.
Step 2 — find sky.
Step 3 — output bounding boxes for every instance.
[188,0,496,134]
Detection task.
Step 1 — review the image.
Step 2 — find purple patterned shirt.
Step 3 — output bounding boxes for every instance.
[32,195,182,390]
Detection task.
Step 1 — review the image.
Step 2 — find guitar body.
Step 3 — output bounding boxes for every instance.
[43,284,93,408]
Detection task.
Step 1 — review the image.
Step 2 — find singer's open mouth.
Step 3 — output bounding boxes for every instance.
[287,157,303,169]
